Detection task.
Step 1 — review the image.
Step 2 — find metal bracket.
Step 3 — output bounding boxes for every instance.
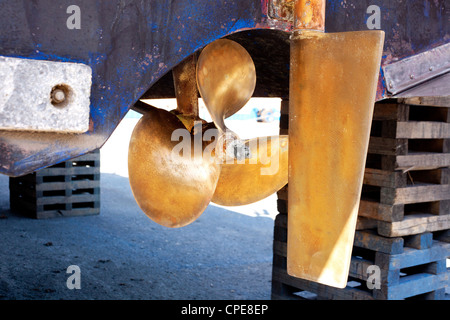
[383,42,450,96]
[0,56,92,133]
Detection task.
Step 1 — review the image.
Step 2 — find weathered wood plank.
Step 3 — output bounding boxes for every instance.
[396,153,450,171]
[36,206,100,219]
[401,96,450,108]
[381,184,450,205]
[383,272,449,300]
[277,185,288,201]
[356,217,378,230]
[368,137,408,156]
[377,214,450,237]
[36,193,99,206]
[372,103,409,121]
[354,230,404,254]
[358,200,404,222]
[363,168,406,188]
[377,241,450,270]
[38,166,100,176]
[35,180,100,192]
[273,212,450,300]
[396,121,450,139]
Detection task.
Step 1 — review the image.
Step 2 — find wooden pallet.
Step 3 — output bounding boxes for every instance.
[272,214,450,300]
[361,100,450,236]
[278,99,450,237]
[275,98,449,299]
[9,150,101,219]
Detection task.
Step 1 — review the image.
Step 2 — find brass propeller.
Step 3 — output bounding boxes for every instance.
[197,39,289,206]
[128,103,221,228]
[128,39,288,228]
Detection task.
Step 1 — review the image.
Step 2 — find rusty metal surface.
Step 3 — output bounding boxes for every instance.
[146,0,449,100]
[383,42,450,95]
[324,0,450,101]
[0,0,449,176]
[293,0,326,31]
[0,0,284,177]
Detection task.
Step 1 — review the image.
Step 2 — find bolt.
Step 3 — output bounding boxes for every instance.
[52,89,66,104]
[429,66,434,71]
[50,84,71,107]
[409,74,415,80]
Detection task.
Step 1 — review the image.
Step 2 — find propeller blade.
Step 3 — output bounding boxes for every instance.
[128,104,221,228]
[212,135,288,206]
[197,39,256,133]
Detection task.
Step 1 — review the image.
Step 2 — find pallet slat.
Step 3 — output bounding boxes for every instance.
[354,229,404,254]
[396,121,450,139]
[38,166,100,176]
[35,180,100,192]
[381,184,450,205]
[377,214,450,237]
[363,168,406,188]
[358,200,404,222]
[396,153,450,171]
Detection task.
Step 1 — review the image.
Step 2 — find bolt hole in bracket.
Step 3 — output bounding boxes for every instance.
[50,84,72,108]
[0,56,92,133]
